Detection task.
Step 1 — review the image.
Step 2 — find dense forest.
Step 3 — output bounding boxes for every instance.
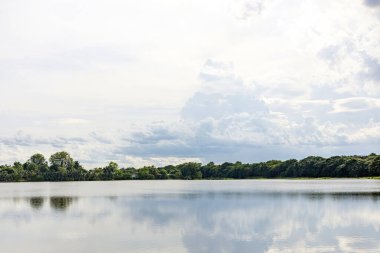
[0,152,380,182]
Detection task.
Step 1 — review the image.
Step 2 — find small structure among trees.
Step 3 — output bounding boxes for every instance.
[49,151,73,168]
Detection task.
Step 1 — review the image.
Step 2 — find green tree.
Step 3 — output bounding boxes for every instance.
[27,153,49,173]
[178,162,202,179]
[137,166,155,179]
[49,151,74,170]
[102,161,119,180]
[369,156,380,176]
[47,152,75,181]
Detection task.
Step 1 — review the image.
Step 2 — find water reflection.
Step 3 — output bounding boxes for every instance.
[49,196,75,211]
[29,197,44,209]
[0,180,379,253]
[124,193,380,253]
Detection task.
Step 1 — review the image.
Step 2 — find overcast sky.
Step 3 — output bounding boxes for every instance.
[1,0,380,168]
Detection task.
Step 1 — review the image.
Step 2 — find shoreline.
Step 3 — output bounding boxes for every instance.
[1,177,380,183]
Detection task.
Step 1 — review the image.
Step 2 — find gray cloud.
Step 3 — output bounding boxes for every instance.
[3,53,380,166]
[317,41,380,97]
[0,132,88,148]
[232,0,268,20]
[181,92,268,121]
[364,0,380,7]
[1,1,380,167]
[126,126,179,145]
[317,45,342,66]
[359,55,380,82]
[116,57,380,163]
[89,132,114,144]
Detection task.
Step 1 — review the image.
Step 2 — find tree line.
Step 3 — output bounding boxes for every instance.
[0,151,380,182]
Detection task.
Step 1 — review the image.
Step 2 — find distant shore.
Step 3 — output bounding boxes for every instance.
[1,152,380,182]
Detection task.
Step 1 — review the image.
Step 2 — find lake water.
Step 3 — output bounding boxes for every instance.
[0,180,379,253]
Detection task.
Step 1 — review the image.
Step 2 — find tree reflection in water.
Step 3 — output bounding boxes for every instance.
[49,196,75,211]
[29,197,44,209]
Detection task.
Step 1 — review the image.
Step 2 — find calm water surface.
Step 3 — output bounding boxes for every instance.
[0,180,380,253]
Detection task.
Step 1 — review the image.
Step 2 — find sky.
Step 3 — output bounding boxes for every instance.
[0,0,380,168]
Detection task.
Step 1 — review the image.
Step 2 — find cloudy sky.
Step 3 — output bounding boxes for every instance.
[1,0,380,168]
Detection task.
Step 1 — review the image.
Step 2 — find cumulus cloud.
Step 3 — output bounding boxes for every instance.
[3,52,380,166]
[317,43,380,97]
[118,58,374,163]
[182,60,268,121]
[1,0,380,167]
[120,50,380,163]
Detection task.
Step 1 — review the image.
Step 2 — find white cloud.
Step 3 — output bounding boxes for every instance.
[0,0,380,167]
[230,0,270,19]
[123,156,202,168]
[55,118,90,126]
[331,97,380,113]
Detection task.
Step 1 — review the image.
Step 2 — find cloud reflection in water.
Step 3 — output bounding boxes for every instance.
[0,181,379,253]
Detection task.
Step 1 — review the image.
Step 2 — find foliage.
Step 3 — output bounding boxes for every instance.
[1,152,380,182]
